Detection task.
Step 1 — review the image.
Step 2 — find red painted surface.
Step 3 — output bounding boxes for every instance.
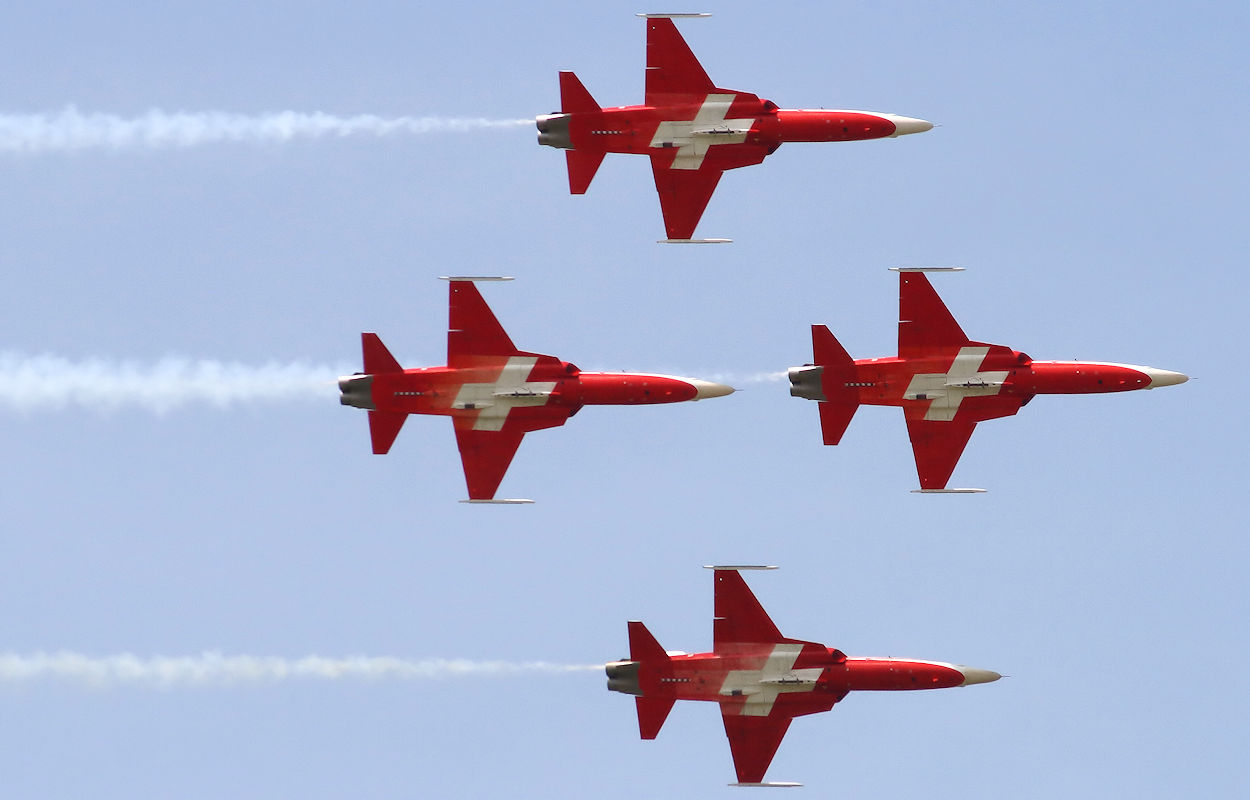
[343,281,727,500]
[1011,361,1154,394]
[567,372,699,405]
[837,658,966,691]
[769,110,897,142]
[798,271,1185,489]
[365,361,704,417]
[542,18,928,239]
[612,570,995,785]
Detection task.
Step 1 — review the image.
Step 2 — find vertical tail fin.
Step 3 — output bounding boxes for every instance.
[627,621,676,739]
[811,325,860,446]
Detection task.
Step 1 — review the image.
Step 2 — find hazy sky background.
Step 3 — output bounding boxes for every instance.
[1,2,1245,797]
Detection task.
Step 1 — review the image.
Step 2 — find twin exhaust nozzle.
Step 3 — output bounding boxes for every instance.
[787,365,825,401]
[535,113,573,149]
[338,374,374,410]
[605,660,642,695]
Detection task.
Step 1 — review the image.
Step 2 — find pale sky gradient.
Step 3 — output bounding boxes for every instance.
[1,2,1245,797]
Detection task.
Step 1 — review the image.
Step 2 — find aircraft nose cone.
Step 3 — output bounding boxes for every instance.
[687,379,735,400]
[957,666,1002,686]
[1141,368,1189,388]
[882,114,935,137]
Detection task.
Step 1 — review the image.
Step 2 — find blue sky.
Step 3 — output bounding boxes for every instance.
[1,1,1246,797]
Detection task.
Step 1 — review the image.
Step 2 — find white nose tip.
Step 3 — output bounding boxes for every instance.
[881,114,935,137]
[688,379,735,400]
[1141,368,1189,388]
[957,666,1002,686]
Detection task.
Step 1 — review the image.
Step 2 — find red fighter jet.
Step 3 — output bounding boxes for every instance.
[338,277,734,502]
[607,566,1000,786]
[787,268,1189,492]
[536,13,933,242]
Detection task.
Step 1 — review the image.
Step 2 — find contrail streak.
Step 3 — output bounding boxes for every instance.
[0,353,785,414]
[0,353,349,413]
[0,107,531,154]
[0,652,601,689]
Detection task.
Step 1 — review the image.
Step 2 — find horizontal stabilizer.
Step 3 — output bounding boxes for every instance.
[566,148,605,194]
[628,620,671,665]
[368,409,407,455]
[362,333,403,375]
[808,325,859,445]
[818,400,858,446]
[659,238,732,244]
[459,498,535,504]
[626,620,675,739]
[636,696,676,740]
[811,325,852,369]
[559,71,600,114]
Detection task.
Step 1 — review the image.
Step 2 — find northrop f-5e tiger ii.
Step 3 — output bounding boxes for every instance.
[607,566,1000,786]
[338,278,733,502]
[536,14,933,242]
[787,268,1189,492]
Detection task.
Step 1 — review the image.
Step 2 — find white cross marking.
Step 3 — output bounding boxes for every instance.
[452,356,558,432]
[904,347,1011,421]
[650,94,755,170]
[719,644,823,716]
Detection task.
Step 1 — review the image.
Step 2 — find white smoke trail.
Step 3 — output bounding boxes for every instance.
[0,652,601,689]
[0,353,350,413]
[0,107,531,154]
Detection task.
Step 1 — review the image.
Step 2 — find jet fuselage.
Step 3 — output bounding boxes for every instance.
[828,354,1189,410]
[608,569,1001,785]
[540,101,926,159]
[609,647,990,708]
[341,362,731,417]
[537,17,933,239]
[786,270,1189,490]
[339,279,735,500]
